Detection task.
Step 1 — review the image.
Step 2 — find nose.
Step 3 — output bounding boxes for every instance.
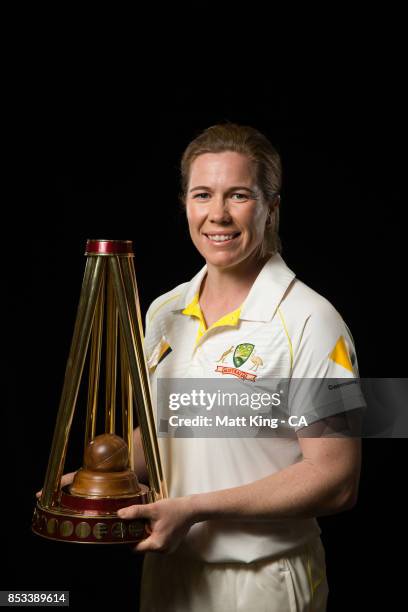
[208,195,232,224]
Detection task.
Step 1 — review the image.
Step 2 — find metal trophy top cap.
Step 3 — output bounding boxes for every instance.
[85,239,134,256]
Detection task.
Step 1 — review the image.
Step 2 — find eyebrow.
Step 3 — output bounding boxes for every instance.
[189,185,255,193]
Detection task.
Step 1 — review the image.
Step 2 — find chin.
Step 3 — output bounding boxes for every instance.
[203,250,245,268]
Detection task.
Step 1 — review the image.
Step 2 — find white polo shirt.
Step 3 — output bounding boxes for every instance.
[143,252,366,563]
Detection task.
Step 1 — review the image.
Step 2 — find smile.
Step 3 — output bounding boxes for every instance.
[204,232,240,243]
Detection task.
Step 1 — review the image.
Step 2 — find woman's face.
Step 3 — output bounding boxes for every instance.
[185,151,269,269]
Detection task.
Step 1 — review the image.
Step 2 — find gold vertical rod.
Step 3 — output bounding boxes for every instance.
[120,323,134,471]
[122,257,165,493]
[109,256,167,501]
[122,256,160,483]
[105,267,118,433]
[41,256,106,509]
[123,256,164,487]
[84,267,106,449]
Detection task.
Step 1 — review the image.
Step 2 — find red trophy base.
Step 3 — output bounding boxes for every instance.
[32,484,152,544]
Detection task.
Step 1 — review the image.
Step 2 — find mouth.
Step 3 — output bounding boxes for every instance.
[203,232,241,245]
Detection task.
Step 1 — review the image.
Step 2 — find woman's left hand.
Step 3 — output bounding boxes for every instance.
[117,496,196,553]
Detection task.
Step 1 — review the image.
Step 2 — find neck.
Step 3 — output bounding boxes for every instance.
[200,252,272,308]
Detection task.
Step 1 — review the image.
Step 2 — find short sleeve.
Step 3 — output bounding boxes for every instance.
[288,301,367,431]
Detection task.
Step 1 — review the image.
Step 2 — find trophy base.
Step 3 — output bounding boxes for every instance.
[32,484,153,544]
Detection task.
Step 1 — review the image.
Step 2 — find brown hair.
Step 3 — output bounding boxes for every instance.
[179,121,282,257]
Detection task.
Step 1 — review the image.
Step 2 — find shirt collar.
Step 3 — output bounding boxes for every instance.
[171,252,296,323]
[240,252,296,321]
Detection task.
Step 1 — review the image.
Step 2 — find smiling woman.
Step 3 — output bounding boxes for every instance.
[125,122,364,612]
[180,122,282,263]
[186,152,268,260]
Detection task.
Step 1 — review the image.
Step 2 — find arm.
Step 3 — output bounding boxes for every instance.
[189,434,361,523]
[190,409,363,522]
[118,413,362,552]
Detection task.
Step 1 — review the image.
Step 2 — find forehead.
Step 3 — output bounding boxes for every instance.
[189,152,256,186]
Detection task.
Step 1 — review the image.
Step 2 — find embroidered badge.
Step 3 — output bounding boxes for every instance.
[215,343,263,381]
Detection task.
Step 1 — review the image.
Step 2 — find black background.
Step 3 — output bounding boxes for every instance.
[6,53,406,611]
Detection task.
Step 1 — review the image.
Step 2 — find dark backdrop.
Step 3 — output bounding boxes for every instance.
[7,82,406,610]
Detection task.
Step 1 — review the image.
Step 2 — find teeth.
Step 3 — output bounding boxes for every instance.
[207,234,236,242]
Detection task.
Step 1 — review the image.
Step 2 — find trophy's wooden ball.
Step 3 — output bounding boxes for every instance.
[84,433,129,472]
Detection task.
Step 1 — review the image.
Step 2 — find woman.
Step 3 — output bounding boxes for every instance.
[121,123,364,611]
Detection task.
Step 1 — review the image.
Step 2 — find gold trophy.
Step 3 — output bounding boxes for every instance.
[32,239,167,544]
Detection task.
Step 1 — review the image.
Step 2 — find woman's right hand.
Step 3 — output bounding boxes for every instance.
[35,470,78,499]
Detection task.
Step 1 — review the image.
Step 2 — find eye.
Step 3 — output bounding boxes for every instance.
[192,192,250,201]
[193,193,210,200]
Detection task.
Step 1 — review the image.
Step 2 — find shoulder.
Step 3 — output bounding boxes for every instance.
[281,278,341,321]
[279,277,360,375]
[278,277,355,356]
[285,277,339,315]
[145,281,189,331]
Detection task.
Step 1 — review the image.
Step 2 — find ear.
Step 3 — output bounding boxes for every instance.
[266,195,280,223]
[268,194,280,214]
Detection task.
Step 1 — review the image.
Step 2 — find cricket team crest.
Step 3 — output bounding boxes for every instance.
[233,343,254,367]
[216,343,263,381]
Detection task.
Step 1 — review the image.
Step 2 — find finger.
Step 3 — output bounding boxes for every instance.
[36,472,75,499]
[61,473,76,486]
[133,535,161,553]
[117,504,154,520]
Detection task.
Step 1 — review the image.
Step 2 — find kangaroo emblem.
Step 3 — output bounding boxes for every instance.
[217,346,234,363]
[249,354,263,371]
